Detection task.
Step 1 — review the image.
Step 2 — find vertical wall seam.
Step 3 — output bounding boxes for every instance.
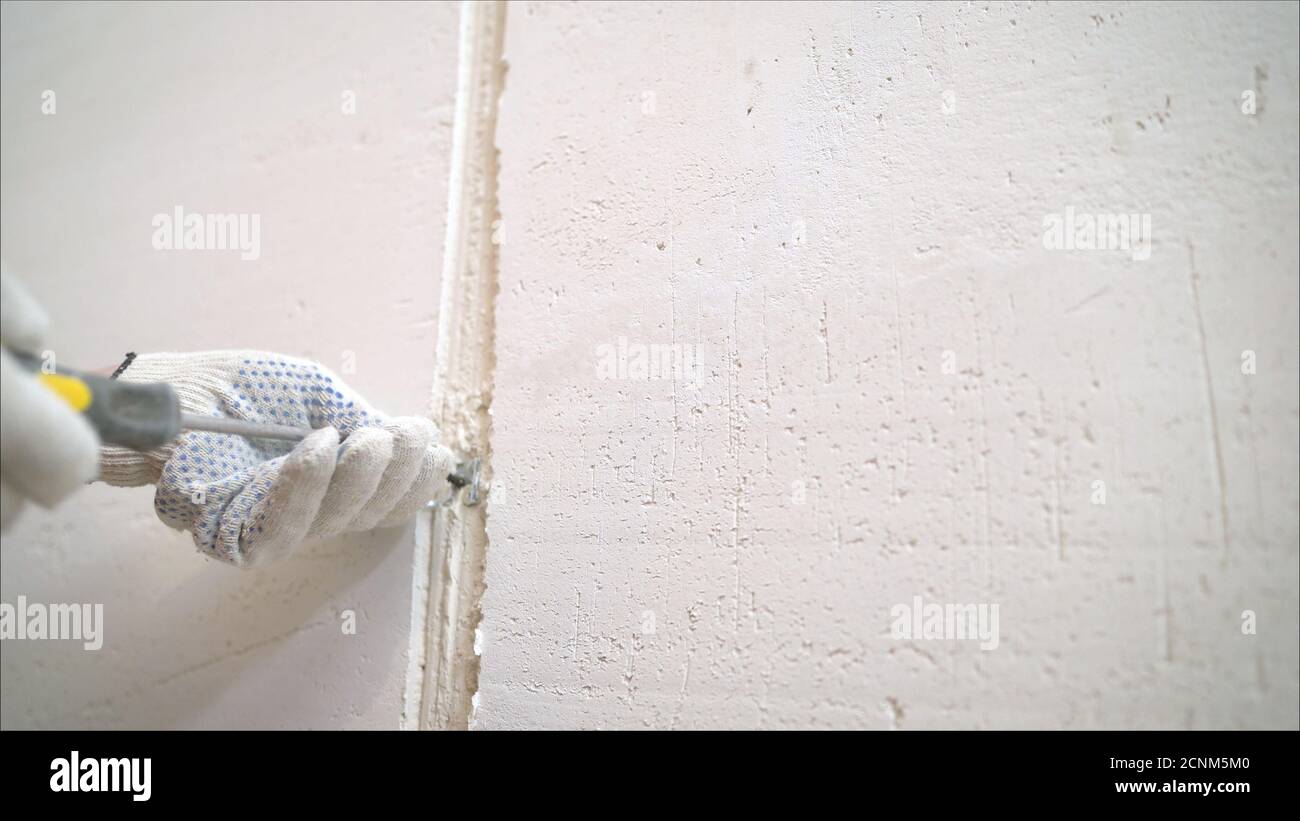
[402,0,506,731]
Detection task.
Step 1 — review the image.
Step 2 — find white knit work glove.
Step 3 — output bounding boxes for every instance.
[1,264,100,532]
[99,351,454,567]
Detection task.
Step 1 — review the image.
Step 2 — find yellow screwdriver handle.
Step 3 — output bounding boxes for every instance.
[37,372,94,412]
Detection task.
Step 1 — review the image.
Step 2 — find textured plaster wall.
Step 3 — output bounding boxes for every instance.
[478,1,1300,728]
[0,1,459,728]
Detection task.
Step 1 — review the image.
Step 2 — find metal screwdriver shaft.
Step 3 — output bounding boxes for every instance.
[181,413,480,500]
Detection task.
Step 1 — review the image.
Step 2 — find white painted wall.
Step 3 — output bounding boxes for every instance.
[0,0,459,728]
[478,1,1299,728]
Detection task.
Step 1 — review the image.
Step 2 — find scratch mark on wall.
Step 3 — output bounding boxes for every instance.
[1186,241,1231,559]
[820,298,833,383]
[154,621,325,688]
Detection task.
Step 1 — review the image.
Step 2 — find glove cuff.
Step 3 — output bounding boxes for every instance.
[98,444,166,487]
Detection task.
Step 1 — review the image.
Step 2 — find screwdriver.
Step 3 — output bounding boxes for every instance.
[20,354,479,495]
[32,362,312,450]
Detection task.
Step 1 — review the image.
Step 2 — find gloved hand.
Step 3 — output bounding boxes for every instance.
[99,351,454,567]
[0,264,101,531]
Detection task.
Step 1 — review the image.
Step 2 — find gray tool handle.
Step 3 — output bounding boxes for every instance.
[13,353,183,450]
[85,375,183,450]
